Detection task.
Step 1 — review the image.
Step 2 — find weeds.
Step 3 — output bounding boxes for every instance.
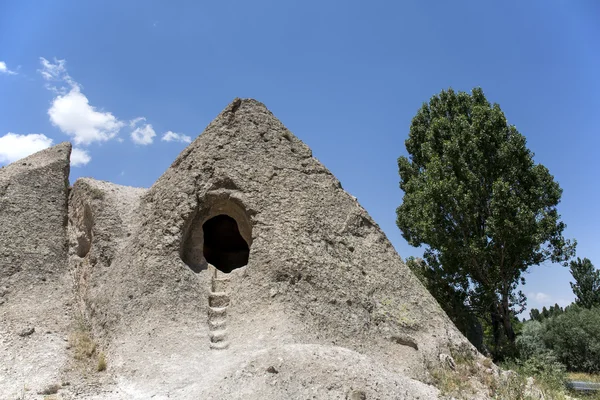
[498,355,569,400]
[428,345,570,399]
[70,314,107,373]
[97,352,107,372]
[70,329,96,360]
[428,346,489,399]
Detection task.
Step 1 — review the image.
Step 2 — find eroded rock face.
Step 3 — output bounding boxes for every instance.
[0,100,492,399]
[0,142,71,281]
[71,99,477,399]
[68,178,146,332]
[0,143,73,397]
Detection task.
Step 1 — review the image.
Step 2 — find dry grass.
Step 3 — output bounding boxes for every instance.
[428,346,498,399]
[70,329,96,360]
[70,315,107,374]
[568,372,600,383]
[566,373,600,400]
[430,366,476,397]
[97,352,107,372]
[427,346,572,400]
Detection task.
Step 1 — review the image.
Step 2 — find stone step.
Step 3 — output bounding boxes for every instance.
[208,306,228,319]
[209,329,227,342]
[208,319,226,330]
[210,341,229,350]
[209,292,230,308]
[211,278,230,293]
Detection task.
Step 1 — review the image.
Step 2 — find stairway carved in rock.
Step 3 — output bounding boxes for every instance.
[208,270,230,349]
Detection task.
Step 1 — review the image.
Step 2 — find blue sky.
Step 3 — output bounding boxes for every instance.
[1,1,598,315]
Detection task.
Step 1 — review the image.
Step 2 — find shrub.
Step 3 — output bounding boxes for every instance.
[97,352,107,372]
[70,330,96,360]
[544,306,600,373]
[520,353,567,394]
[516,320,547,359]
[499,355,568,400]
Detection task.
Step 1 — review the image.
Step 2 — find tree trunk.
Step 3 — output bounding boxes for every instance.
[500,295,515,342]
[489,302,502,349]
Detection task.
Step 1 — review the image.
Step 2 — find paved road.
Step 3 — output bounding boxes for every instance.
[567,381,600,392]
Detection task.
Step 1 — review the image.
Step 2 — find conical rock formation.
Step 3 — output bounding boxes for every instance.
[0,100,498,399]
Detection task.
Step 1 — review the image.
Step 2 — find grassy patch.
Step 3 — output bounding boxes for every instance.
[70,315,107,374]
[568,372,600,383]
[97,352,107,372]
[428,346,572,399]
[498,357,570,400]
[430,365,477,397]
[70,329,96,360]
[429,346,496,399]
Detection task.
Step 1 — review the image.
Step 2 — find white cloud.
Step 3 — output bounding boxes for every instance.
[48,87,124,145]
[38,57,75,93]
[39,58,66,80]
[530,292,551,304]
[0,133,53,164]
[161,131,192,143]
[527,292,573,312]
[39,58,125,145]
[0,61,17,75]
[131,123,156,145]
[70,147,91,167]
[129,117,146,128]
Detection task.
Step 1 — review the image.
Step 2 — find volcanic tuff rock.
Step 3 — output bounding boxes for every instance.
[0,143,73,396]
[1,99,493,399]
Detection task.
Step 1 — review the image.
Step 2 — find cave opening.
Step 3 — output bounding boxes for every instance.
[202,214,250,273]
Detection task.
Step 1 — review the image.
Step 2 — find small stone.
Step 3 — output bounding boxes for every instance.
[18,327,35,337]
[439,353,456,370]
[266,366,279,374]
[347,389,367,400]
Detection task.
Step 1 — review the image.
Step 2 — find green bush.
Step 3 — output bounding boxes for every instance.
[516,320,546,359]
[500,354,567,399]
[544,306,600,373]
[520,353,567,393]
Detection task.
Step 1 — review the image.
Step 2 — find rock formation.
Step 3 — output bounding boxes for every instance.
[0,143,74,396]
[0,99,494,399]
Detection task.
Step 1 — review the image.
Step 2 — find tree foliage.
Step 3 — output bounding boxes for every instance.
[569,257,600,309]
[515,320,546,360]
[518,306,600,373]
[529,304,564,322]
[543,306,600,373]
[397,88,575,357]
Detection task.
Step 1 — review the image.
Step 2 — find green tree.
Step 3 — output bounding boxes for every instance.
[541,306,550,320]
[516,320,548,359]
[543,305,600,373]
[569,257,600,309]
[396,88,575,357]
[529,308,542,322]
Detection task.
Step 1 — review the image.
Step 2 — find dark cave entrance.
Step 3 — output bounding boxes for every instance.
[202,214,250,273]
